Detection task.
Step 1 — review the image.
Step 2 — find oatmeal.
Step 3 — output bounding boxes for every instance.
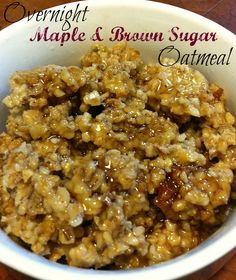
[0,44,235,269]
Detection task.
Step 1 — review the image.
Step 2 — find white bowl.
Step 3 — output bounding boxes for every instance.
[0,1,236,279]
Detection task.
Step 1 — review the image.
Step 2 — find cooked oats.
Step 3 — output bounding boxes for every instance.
[0,44,235,269]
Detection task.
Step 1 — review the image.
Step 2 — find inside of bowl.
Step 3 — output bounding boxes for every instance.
[0,1,236,279]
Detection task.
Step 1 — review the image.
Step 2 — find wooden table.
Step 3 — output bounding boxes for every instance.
[0,0,236,279]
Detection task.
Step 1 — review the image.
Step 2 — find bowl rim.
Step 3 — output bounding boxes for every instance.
[0,1,236,279]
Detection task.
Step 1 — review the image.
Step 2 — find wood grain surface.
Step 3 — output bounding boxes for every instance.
[0,0,236,279]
